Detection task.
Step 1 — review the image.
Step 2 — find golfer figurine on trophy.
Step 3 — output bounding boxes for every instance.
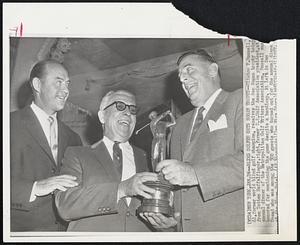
[137,110,176,216]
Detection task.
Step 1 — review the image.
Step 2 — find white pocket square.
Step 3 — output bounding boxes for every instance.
[207,114,228,132]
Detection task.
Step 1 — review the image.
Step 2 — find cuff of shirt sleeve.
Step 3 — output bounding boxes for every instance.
[29,181,37,202]
[117,183,126,203]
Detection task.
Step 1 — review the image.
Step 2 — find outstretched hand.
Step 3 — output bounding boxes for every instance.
[35,175,78,196]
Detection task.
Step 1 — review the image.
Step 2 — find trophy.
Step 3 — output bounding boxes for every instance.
[137,110,176,216]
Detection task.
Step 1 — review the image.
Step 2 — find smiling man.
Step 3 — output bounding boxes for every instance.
[10,60,82,231]
[141,49,244,232]
[55,90,157,231]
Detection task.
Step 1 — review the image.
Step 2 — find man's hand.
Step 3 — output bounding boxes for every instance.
[35,175,78,196]
[118,172,158,199]
[156,160,198,186]
[140,212,179,231]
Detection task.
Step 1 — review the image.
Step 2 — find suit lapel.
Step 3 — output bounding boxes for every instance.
[204,90,228,123]
[57,120,68,170]
[22,106,56,167]
[132,146,146,173]
[181,111,195,154]
[129,146,144,209]
[183,90,229,161]
[92,141,120,181]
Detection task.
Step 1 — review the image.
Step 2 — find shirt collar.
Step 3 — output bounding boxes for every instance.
[30,102,57,120]
[201,88,222,112]
[103,136,130,149]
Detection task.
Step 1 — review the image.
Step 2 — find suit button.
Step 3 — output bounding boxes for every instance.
[98,208,103,212]
[126,211,131,217]
[106,207,111,211]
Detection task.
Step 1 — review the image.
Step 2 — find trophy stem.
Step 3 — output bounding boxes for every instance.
[137,110,176,217]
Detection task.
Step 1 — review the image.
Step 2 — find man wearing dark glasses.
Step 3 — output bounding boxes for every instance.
[55,90,157,231]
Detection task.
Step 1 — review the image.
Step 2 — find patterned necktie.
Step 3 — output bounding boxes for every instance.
[190,106,205,142]
[113,142,123,176]
[48,116,58,164]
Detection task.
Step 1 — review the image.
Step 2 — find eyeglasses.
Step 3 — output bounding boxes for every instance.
[103,101,138,115]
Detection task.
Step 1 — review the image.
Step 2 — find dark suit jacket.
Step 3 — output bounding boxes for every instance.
[55,140,152,232]
[171,89,244,231]
[10,105,82,231]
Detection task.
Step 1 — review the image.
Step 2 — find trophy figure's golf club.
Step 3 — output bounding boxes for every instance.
[137,110,176,216]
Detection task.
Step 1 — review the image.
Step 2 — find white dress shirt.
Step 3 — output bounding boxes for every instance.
[30,102,58,147]
[102,136,136,206]
[29,102,58,202]
[189,88,222,141]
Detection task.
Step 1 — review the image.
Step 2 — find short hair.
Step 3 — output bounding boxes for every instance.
[29,59,65,82]
[99,90,135,111]
[177,49,217,66]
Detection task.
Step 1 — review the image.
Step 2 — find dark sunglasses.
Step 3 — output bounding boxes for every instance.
[103,101,138,115]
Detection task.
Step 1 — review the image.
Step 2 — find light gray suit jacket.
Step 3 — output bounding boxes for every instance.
[55,140,152,232]
[171,89,244,231]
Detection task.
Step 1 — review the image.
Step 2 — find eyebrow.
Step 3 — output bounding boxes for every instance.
[56,76,70,82]
[180,63,192,68]
[178,63,192,72]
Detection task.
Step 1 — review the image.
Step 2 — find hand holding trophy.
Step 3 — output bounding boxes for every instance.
[137,110,176,217]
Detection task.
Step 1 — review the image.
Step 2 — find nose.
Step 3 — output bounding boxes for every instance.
[123,106,131,116]
[60,81,69,94]
[179,71,188,83]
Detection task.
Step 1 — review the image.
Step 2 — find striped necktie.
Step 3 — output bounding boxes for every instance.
[113,142,123,176]
[190,106,205,142]
[48,116,58,164]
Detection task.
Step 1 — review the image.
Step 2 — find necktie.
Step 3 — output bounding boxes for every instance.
[113,142,123,176]
[48,116,58,164]
[190,106,205,142]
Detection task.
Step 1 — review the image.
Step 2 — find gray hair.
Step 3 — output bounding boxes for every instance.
[99,90,135,111]
[98,90,136,126]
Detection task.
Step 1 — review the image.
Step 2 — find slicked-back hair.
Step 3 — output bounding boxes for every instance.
[177,49,221,78]
[177,49,217,66]
[29,59,64,83]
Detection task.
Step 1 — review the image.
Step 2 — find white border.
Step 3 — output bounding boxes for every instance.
[3,3,297,242]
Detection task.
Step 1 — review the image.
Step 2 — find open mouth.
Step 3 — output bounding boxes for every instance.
[56,94,68,102]
[185,84,198,96]
[118,119,131,127]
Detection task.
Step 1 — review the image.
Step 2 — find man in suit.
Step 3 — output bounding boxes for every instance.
[10,60,82,231]
[55,90,158,231]
[141,49,244,231]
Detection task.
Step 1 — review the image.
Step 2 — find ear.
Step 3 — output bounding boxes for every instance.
[98,110,105,124]
[208,63,218,77]
[31,77,41,93]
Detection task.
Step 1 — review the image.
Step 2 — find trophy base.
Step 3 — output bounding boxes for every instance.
[137,178,174,217]
[137,199,174,217]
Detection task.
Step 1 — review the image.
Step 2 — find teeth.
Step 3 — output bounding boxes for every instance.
[119,120,129,126]
[187,85,196,92]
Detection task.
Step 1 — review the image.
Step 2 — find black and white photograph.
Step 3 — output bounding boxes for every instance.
[3,3,296,242]
[9,37,244,233]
